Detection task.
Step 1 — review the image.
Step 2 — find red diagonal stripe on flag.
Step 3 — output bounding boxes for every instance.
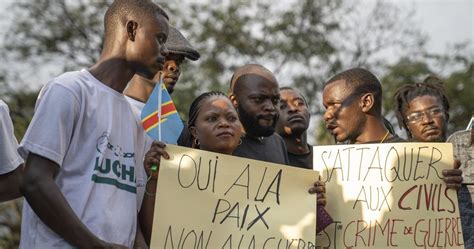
[142,102,177,131]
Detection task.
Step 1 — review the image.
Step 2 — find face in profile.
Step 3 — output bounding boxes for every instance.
[129,13,169,79]
[276,89,310,137]
[233,74,280,137]
[191,96,243,155]
[405,95,447,142]
[323,80,366,143]
[152,54,185,94]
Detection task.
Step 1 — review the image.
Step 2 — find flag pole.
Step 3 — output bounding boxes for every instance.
[157,72,163,142]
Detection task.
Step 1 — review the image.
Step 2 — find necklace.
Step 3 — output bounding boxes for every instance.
[379,131,390,143]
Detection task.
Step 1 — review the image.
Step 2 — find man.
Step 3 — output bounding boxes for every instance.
[18,0,169,248]
[393,76,449,142]
[229,64,289,165]
[322,68,461,183]
[394,77,472,247]
[0,100,23,202]
[323,68,403,144]
[275,87,312,169]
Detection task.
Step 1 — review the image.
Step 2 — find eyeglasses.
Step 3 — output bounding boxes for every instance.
[406,107,445,123]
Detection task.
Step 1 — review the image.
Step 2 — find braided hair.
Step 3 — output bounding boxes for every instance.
[177,91,228,148]
[393,76,450,137]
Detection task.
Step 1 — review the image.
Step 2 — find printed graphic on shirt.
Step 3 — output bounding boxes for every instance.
[92,132,137,193]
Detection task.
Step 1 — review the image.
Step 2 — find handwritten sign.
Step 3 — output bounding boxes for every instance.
[313,143,464,248]
[150,145,318,248]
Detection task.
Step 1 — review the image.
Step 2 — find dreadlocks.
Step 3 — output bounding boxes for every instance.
[393,76,450,137]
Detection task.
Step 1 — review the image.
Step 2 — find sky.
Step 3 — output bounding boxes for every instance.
[1,0,471,89]
[399,0,473,53]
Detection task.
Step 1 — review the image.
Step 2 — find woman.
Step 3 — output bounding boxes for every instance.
[140,91,326,244]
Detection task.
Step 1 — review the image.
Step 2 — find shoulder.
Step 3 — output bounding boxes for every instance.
[268,133,287,147]
[384,135,406,143]
[269,133,285,143]
[39,70,101,105]
[447,130,470,143]
[0,100,9,115]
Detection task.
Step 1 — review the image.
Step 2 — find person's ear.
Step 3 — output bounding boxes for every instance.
[229,94,238,108]
[360,93,374,113]
[190,126,198,140]
[126,20,138,42]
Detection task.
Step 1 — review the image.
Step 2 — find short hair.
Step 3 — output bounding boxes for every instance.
[279,86,309,107]
[104,0,169,46]
[229,64,276,93]
[324,68,383,114]
[393,76,450,134]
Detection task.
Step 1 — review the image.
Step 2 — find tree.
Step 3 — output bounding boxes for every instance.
[380,43,474,136]
[2,0,424,121]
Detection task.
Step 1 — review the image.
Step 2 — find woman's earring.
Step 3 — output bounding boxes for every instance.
[194,138,200,146]
[238,138,242,145]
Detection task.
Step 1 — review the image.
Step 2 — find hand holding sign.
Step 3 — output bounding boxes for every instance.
[143,141,169,181]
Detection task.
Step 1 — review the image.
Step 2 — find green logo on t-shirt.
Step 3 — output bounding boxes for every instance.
[91,132,137,193]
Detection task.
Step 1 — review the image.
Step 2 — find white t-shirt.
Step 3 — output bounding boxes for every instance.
[124,95,154,211]
[0,100,23,174]
[18,69,146,248]
[125,96,154,152]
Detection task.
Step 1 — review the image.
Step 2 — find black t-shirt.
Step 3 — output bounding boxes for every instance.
[233,133,289,165]
[382,135,406,143]
[287,145,313,169]
[362,135,406,144]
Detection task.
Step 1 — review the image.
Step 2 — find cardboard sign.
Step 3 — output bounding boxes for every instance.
[313,142,464,249]
[150,145,319,248]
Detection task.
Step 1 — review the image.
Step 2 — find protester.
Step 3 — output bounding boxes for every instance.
[144,91,326,243]
[394,77,472,247]
[0,100,23,202]
[323,68,403,144]
[228,64,289,165]
[275,87,312,169]
[322,68,462,184]
[394,76,449,142]
[17,0,169,248]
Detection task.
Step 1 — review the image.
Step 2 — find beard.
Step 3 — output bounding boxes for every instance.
[238,105,278,137]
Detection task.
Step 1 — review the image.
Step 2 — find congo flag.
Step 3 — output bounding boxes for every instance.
[140,82,183,144]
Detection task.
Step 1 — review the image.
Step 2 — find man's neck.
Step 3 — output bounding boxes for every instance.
[352,118,391,144]
[89,57,135,93]
[282,132,309,154]
[123,76,155,103]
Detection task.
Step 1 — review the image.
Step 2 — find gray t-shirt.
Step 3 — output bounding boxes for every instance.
[233,133,289,165]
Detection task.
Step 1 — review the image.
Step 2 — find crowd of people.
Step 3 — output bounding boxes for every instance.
[0,0,472,248]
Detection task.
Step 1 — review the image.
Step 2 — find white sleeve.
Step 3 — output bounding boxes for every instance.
[18,83,80,166]
[0,101,23,174]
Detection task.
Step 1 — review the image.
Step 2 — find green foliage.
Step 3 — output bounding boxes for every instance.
[0,200,22,249]
[380,50,474,135]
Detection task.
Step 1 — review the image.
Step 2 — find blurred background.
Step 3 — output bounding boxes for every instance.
[0,0,472,247]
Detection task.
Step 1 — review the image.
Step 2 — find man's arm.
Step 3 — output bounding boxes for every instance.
[20,153,126,249]
[0,165,23,202]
